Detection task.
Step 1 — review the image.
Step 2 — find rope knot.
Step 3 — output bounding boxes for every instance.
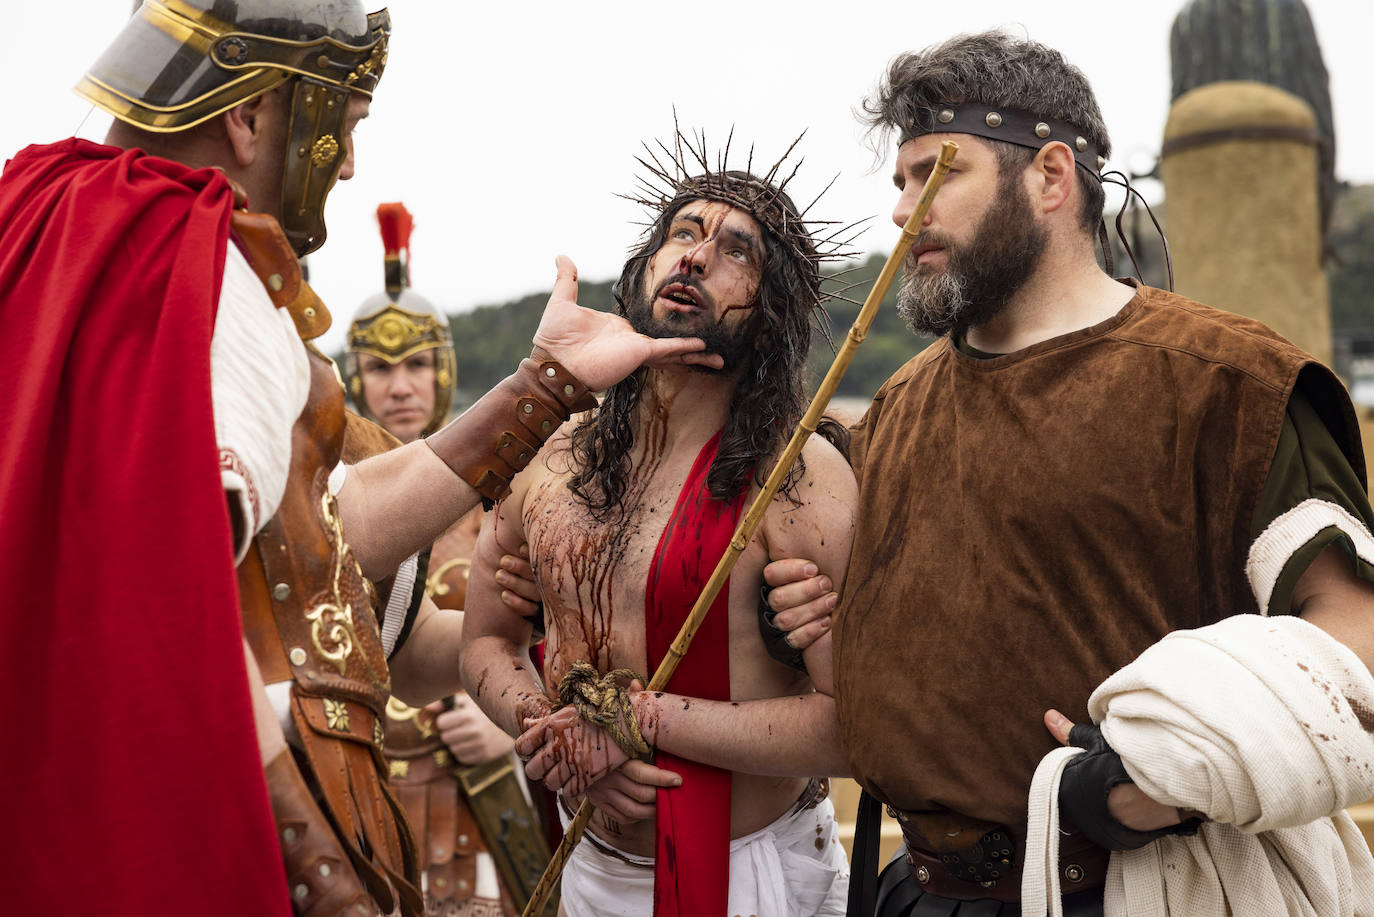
[555,662,651,758]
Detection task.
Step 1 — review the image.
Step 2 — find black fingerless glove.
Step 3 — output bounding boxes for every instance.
[757,584,808,673]
[1058,723,1203,851]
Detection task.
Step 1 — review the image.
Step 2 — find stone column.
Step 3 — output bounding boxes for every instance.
[1161,80,1331,363]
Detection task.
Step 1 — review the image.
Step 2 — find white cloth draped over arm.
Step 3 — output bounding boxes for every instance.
[1023,614,1374,917]
[210,243,310,563]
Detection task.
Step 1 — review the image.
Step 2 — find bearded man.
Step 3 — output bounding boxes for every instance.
[459,148,857,917]
[765,30,1374,916]
[0,4,713,915]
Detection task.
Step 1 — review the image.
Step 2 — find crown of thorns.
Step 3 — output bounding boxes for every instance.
[623,125,865,320]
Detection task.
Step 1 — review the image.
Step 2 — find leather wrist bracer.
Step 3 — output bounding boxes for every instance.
[1059,723,1203,851]
[426,353,597,503]
[265,750,378,917]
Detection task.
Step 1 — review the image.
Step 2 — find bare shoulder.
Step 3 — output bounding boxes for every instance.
[797,434,857,498]
[773,434,858,511]
[529,416,585,480]
[758,434,856,562]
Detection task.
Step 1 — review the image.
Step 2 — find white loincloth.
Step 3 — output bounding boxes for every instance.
[560,796,849,917]
[1023,614,1374,917]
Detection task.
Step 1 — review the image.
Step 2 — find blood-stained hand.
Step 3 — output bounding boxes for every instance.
[514,691,552,728]
[434,694,514,765]
[516,689,660,798]
[516,706,630,797]
[762,558,838,652]
[531,255,724,391]
[582,759,682,824]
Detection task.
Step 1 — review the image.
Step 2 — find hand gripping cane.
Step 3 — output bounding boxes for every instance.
[521,140,960,916]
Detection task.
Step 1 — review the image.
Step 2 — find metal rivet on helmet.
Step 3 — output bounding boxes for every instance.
[216,37,248,64]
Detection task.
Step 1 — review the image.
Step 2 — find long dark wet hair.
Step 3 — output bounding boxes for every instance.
[566,178,825,522]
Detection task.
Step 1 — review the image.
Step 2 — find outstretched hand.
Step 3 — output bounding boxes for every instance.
[531,255,724,391]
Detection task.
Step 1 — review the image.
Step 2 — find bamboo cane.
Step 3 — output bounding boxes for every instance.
[521,140,959,916]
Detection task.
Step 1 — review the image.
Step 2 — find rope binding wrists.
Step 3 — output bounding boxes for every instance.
[554,662,651,758]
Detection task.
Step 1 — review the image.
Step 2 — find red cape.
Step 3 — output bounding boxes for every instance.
[645,431,746,916]
[0,139,289,914]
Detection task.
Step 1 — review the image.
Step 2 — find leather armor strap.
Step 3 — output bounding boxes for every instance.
[425,352,597,503]
[229,208,331,340]
[292,692,423,917]
[265,749,377,917]
[895,813,1109,903]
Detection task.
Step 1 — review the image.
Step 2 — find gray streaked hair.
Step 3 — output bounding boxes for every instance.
[861,30,1109,232]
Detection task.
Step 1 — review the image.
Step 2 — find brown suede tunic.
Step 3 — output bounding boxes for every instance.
[833,284,1362,840]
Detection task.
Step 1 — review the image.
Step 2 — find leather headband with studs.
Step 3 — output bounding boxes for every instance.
[908,104,1106,176]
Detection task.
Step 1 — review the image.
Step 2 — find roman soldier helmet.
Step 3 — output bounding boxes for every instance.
[75,0,389,255]
[344,203,456,437]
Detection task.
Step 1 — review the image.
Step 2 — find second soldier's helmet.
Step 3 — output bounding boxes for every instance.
[76,0,389,255]
[344,203,456,438]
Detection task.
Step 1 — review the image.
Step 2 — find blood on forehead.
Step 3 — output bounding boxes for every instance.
[673,200,764,263]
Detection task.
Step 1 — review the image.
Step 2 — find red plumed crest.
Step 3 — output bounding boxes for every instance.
[376,202,413,256]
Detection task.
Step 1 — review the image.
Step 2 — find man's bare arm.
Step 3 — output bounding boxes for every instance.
[760,437,856,696]
[338,445,477,580]
[457,483,550,738]
[1291,542,1374,672]
[387,594,465,706]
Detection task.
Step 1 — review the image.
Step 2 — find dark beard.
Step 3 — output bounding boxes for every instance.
[624,274,752,372]
[896,171,1047,339]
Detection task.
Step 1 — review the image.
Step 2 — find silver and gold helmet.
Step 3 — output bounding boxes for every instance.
[76,0,389,255]
[344,202,455,437]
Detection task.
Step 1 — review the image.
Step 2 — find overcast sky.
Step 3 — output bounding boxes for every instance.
[7,1,1371,355]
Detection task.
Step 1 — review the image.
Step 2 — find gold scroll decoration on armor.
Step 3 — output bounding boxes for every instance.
[426,557,472,599]
[386,696,438,739]
[306,490,363,675]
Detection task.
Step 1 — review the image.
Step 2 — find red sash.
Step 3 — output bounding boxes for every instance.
[0,140,288,914]
[645,431,747,916]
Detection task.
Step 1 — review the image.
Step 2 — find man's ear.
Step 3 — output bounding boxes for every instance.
[1032,141,1077,217]
[222,93,277,168]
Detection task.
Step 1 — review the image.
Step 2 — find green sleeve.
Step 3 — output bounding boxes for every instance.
[1251,387,1374,615]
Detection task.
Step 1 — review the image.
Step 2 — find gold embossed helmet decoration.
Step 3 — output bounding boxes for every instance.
[76,0,389,255]
[344,203,456,438]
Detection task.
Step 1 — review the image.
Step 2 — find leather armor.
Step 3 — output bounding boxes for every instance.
[233,208,421,916]
[385,701,515,916]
